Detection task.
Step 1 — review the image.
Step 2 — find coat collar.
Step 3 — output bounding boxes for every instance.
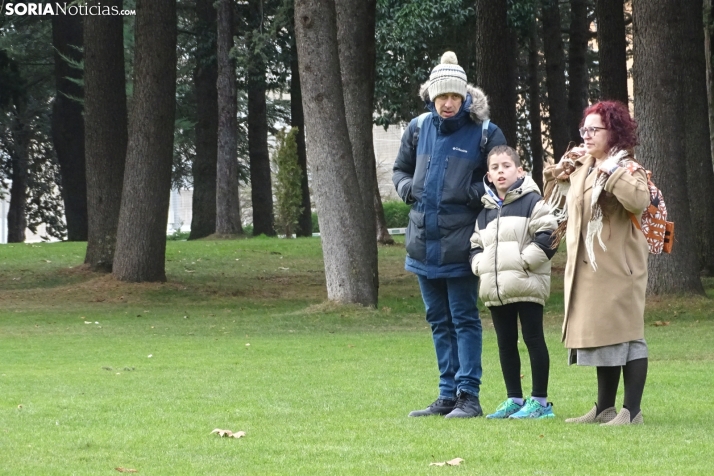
[482,176,540,209]
[569,153,596,196]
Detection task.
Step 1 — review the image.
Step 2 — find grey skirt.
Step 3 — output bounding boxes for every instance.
[568,339,648,366]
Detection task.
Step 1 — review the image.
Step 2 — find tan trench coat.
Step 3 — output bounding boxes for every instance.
[545,154,650,349]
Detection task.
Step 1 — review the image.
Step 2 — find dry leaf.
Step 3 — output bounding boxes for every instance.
[211,428,245,438]
[653,321,671,327]
[430,458,464,467]
[115,468,137,473]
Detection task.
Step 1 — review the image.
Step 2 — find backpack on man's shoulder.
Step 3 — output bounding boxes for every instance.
[622,162,674,254]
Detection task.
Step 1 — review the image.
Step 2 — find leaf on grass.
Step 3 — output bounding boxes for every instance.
[211,429,245,438]
[653,321,670,327]
[429,458,464,467]
[115,468,137,473]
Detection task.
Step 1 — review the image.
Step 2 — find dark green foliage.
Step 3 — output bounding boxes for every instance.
[382,200,411,228]
[272,127,303,238]
[0,51,25,109]
[0,15,67,240]
[312,212,319,233]
[374,0,475,128]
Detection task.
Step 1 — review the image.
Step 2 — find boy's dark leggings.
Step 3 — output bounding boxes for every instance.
[489,302,550,399]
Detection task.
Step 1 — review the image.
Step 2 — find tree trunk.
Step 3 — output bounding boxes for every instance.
[335,0,381,264]
[112,0,177,282]
[567,0,589,144]
[682,0,714,275]
[596,0,628,103]
[705,0,714,274]
[373,180,394,245]
[541,0,570,161]
[295,0,378,306]
[7,110,29,243]
[473,0,517,145]
[51,13,87,241]
[529,16,544,193]
[84,0,128,271]
[632,0,704,294]
[248,75,275,236]
[215,0,243,235]
[189,0,218,240]
[290,34,313,237]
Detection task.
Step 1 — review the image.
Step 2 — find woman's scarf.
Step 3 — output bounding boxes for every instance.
[545,147,631,271]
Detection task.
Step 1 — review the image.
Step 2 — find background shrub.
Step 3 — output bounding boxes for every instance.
[311,201,410,234]
[312,212,319,233]
[382,200,410,228]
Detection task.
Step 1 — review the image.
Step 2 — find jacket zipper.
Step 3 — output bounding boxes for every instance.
[494,205,505,306]
[424,157,432,188]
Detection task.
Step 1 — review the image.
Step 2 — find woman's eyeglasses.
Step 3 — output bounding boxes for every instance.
[579,126,607,138]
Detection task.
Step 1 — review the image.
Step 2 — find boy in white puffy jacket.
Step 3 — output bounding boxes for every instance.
[469,145,558,419]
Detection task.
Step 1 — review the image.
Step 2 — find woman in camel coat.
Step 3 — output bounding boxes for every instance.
[545,101,650,426]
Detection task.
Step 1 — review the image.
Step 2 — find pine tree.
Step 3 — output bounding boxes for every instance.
[273,127,304,238]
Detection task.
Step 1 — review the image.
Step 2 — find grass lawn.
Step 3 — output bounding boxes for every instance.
[1,236,713,475]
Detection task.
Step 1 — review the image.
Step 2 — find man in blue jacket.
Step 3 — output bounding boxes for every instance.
[392,51,506,418]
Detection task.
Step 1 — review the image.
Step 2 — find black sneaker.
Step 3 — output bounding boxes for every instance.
[408,398,457,417]
[444,392,483,418]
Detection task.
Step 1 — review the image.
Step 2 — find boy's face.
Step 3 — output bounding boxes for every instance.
[487,153,523,198]
[434,93,463,118]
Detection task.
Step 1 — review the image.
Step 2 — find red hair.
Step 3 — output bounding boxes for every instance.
[582,101,638,152]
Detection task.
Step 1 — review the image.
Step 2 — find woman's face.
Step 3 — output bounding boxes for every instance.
[582,114,610,159]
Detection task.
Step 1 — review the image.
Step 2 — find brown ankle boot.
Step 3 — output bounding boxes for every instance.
[565,404,617,423]
[601,408,644,426]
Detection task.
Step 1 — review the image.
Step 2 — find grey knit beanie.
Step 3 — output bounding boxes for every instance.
[427,51,468,101]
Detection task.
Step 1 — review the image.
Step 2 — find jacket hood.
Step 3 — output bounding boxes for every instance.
[482,175,542,208]
[419,82,490,123]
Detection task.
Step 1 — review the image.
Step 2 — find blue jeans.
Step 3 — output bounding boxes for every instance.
[417,274,483,399]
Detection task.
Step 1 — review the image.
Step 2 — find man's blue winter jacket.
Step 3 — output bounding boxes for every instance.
[392,84,507,279]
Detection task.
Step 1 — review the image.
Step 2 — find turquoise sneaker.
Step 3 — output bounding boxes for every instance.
[508,397,555,419]
[486,398,524,419]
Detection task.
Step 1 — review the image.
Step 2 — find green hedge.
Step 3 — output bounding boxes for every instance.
[382,200,410,228]
[311,200,410,233]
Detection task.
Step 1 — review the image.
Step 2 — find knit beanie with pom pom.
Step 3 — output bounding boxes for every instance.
[427,51,468,101]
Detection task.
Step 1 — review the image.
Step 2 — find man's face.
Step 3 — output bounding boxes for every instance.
[434,93,463,119]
